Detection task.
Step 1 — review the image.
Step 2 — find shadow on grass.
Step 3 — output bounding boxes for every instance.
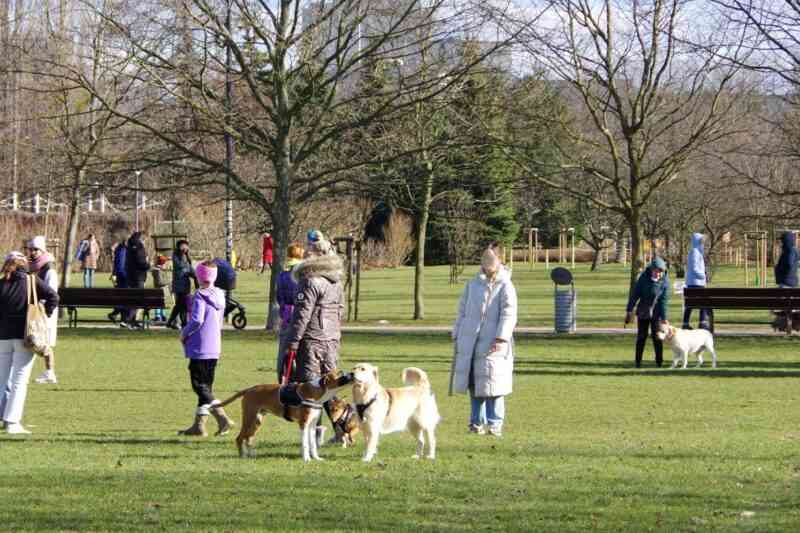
[515,368,800,378]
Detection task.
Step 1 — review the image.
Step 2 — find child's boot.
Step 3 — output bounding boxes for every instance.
[178,406,209,437]
[210,406,235,436]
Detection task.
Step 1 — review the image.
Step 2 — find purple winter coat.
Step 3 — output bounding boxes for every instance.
[181,287,225,359]
[277,269,299,329]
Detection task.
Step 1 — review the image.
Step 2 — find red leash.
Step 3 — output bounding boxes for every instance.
[282,349,297,385]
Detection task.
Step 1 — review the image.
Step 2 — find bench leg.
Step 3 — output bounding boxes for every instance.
[68,307,77,328]
[786,310,793,336]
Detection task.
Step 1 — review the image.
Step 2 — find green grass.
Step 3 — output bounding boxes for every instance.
[2,329,799,531]
[77,263,782,330]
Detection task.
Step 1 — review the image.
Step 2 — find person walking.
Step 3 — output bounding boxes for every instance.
[275,242,304,382]
[122,231,150,329]
[27,237,60,385]
[285,230,343,445]
[260,232,274,274]
[108,237,128,322]
[177,260,234,437]
[167,240,195,330]
[682,233,712,331]
[450,245,518,437]
[775,232,798,288]
[625,256,670,368]
[0,252,58,434]
[80,234,100,288]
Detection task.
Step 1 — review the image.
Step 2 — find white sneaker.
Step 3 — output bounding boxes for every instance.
[34,371,57,384]
[487,426,503,437]
[6,422,31,434]
[468,424,486,435]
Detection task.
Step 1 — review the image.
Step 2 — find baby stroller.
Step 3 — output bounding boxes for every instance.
[213,258,247,330]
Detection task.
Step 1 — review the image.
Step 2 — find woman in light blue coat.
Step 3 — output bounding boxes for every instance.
[683,233,711,330]
[451,246,518,436]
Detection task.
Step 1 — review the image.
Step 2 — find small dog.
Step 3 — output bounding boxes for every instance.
[656,321,717,369]
[327,397,360,448]
[215,371,353,461]
[351,363,440,462]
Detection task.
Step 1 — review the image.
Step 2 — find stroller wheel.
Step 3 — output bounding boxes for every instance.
[232,312,247,330]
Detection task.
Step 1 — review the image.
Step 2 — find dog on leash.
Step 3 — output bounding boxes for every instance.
[215,371,354,461]
[351,363,440,462]
[656,321,718,369]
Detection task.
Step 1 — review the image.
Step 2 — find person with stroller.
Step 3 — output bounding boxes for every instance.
[167,240,195,330]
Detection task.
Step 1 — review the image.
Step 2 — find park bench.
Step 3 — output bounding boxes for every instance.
[683,287,800,334]
[58,288,166,329]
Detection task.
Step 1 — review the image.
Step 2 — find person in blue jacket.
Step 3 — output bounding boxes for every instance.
[774,232,798,288]
[625,257,670,368]
[683,233,712,330]
[108,237,128,322]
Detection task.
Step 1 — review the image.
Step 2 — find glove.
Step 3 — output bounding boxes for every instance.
[624,311,634,325]
[287,342,299,352]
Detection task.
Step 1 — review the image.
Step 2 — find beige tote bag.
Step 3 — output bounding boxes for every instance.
[25,274,51,356]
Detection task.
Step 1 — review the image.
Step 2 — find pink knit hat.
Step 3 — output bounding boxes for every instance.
[195,262,218,285]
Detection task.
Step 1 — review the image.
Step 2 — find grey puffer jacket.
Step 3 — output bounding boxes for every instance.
[286,253,344,350]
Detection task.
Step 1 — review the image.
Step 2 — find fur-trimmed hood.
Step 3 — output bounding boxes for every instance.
[292,253,343,284]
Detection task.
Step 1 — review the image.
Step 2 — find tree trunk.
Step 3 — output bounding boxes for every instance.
[60,170,83,289]
[590,248,600,271]
[266,155,291,331]
[413,168,434,320]
[628,210,645,295]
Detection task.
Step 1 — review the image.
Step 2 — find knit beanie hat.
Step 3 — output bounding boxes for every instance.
[5,251,25,263]
[28,235,47,252]
[307,230,333,255]
[481,247,501,272]
[196,261,218,285]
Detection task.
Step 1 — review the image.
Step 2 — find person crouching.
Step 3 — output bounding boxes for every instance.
[178,260,235,437]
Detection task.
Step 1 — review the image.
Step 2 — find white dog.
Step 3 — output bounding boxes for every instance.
[351,364,440,462]
[656,321,717,369]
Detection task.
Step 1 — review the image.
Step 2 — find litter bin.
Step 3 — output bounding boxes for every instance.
[551,267,576,333]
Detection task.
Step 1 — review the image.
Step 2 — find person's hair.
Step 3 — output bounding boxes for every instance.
[2,256,27,277]
[175,239,189,252]
[87,234,94,239]
[287,243,304,260]
[201,258,217,268]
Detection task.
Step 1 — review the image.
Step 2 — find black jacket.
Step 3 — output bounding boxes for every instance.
[0,270,59,340]
[775,232,799,287]
[125,235,150,283]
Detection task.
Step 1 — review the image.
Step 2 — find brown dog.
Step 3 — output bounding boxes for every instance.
[327,397,361,448]
[215,371,353,461]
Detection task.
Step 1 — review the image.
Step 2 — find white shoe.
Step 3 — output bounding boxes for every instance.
[34,371,57,384]
[6,422,31,434]
[468,424,486,435]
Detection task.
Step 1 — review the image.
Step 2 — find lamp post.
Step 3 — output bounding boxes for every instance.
[224,0,234,265]
[134,170,142,231]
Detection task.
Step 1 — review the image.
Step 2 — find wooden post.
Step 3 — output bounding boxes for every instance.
[545,248,549,270]
[569,228,575,269]
[354,240,361,321]
[744,235,749,287]
[528,229,533,267]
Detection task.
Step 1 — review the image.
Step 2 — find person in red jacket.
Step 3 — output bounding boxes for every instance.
[260,232,274,274]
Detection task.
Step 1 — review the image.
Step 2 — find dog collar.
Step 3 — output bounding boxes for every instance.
[355,396,377,421]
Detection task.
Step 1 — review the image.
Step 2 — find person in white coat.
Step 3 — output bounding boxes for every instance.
[27,236,59,384]
[451,246,518,436]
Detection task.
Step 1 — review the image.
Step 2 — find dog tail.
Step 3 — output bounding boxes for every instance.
[402,367,430,391]
[214,388,251,408]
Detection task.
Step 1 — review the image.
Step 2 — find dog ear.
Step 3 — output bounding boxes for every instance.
[372,366,379,381]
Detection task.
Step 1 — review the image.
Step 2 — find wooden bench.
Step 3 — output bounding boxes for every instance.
[58,288,166,329]
[684,287,800,334]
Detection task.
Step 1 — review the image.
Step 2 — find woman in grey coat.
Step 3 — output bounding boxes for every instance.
[451,246,518,436]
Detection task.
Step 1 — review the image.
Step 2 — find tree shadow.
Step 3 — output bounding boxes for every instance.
[514,368,800,378]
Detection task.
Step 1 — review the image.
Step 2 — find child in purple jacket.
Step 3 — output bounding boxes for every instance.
[177,260,235,437]
[275,243,304,382]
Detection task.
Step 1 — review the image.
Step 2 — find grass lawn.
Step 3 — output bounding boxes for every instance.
[2,329,798,531]
[77,263,782,330]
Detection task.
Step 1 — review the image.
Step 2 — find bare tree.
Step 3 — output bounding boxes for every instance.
[501,0,752,292]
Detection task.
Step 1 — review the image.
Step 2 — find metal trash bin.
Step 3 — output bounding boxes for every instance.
[551,267,576,333]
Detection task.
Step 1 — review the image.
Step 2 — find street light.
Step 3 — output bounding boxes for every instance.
[135,170,142,231]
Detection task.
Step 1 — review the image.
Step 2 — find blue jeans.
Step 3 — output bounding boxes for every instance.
[83,268,95,288]
[470,394,505,430]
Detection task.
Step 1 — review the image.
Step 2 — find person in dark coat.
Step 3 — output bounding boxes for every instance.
[0,252,58,434]
[108,237,128,322]
[625,257,670,368]
[774,232,798,288]
[167,240,196,330]
[122,231,150,328]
